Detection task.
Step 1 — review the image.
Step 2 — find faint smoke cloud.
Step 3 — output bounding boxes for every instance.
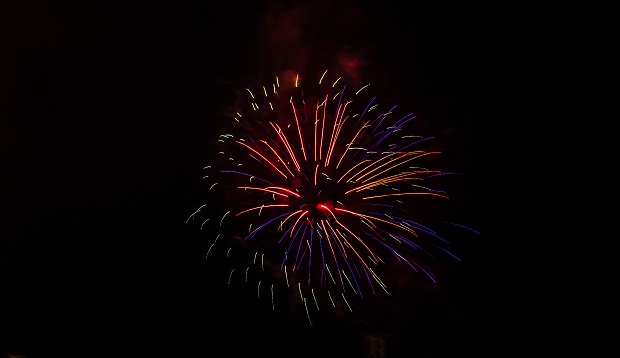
[255,0,376,87]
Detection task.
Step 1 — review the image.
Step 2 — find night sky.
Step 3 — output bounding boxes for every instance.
[1,1,506,357]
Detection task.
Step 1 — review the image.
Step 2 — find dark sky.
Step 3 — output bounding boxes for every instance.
[1,1,506,357]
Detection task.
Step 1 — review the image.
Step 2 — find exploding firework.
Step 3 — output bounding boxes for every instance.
[188,70,478,324]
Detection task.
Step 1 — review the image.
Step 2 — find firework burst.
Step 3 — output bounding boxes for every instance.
[188,70,478,324]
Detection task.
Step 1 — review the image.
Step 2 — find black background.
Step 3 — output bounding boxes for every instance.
[1,1,508,357]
